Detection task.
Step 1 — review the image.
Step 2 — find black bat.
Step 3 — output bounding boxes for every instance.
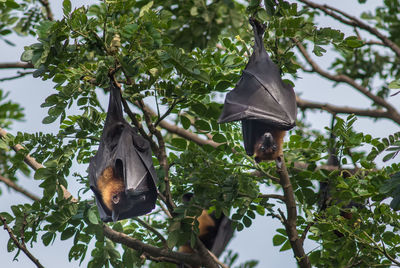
[89,82,158,222]
[218,18,297,162]
[179,194,234,261]
[319,116,363,237]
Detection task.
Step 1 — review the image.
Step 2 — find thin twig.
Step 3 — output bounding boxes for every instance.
[297,0,400,58]
[154,98,182,128]
[0,72,33,82]
[0,215,44,268]
[38,0,54,21]
[259,194,285,202]
[362,231,400,266]
[133,218,168,247]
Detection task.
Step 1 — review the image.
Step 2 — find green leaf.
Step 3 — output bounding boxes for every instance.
[273,234,287,246]
[61,227,76,240]
[42,115,57,124]
[87,208,98,225]
[139,1,153,17]
[42,232,55,246]
[194,120,210,132]
[63,0,72,16]
[212,133,226,143]
[180,115,191,130]
[388,80,400,89]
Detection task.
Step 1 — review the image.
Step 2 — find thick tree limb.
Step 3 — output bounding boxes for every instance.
[276,157,311,267]
[0,127,76,202]
[0,175,40,202]
[102,224,206,267]
[0,62,34,69]
[295,40,400,125]
[297,0,400,58]
[0,215,44,268]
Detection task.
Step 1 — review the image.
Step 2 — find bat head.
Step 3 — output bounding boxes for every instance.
[254,132,277,163]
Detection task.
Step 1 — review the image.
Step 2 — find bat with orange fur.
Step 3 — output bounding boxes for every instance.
[89,81,157,222]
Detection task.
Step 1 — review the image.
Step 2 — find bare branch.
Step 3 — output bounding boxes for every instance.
[0,72,33,82]
[300,222,314,244]
[0,62,33,69]
[294,40,400,125]
[296,96,392,119]
[0,175,40,201]
[38,0,54,21]
[259,194,285,202]
[297,0,400,58]
[0,127,76,202]
[276,157,311,267]
[0,215,44,268]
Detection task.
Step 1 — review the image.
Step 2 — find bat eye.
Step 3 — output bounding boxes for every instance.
[112,194,120,204]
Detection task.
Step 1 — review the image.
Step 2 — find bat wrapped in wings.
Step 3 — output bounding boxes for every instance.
[218,18,297,162]
[89,82,158,222]
[178,193,234,267]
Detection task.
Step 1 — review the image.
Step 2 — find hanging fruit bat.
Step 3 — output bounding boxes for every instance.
[178,193,234,266]
[218,18,297,162]
[319,116,363,237]
[89,81,158,222]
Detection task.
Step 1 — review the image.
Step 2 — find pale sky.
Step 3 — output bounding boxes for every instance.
[0,1,398,267]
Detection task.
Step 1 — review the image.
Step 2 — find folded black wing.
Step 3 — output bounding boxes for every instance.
[210,215,234,257]
[89,82,158,222]
[218,19,297,130]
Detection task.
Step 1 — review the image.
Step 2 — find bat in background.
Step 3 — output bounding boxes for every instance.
[178,193,234,267]
[89,81,158,222]
[319,116,364,237]
[218,18,297,163]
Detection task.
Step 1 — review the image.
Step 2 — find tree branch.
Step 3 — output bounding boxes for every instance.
[0,72,33,82]
[276,157,311,267]
[136,100,176,215]
[296,96,392,119]
[0,215,44,268]
[0,127,76,202]
[102,224,205,267]
[0,62,33,69]
[38,0,54,21]
[297,0,400,58]
[0,175,40,202]
[133,218,168,247]
[295,40,400,125]
[259,194,285,202]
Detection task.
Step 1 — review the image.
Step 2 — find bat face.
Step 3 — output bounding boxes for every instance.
[89,83,158,222]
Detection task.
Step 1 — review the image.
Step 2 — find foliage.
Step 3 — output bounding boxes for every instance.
[0,0,400,267]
